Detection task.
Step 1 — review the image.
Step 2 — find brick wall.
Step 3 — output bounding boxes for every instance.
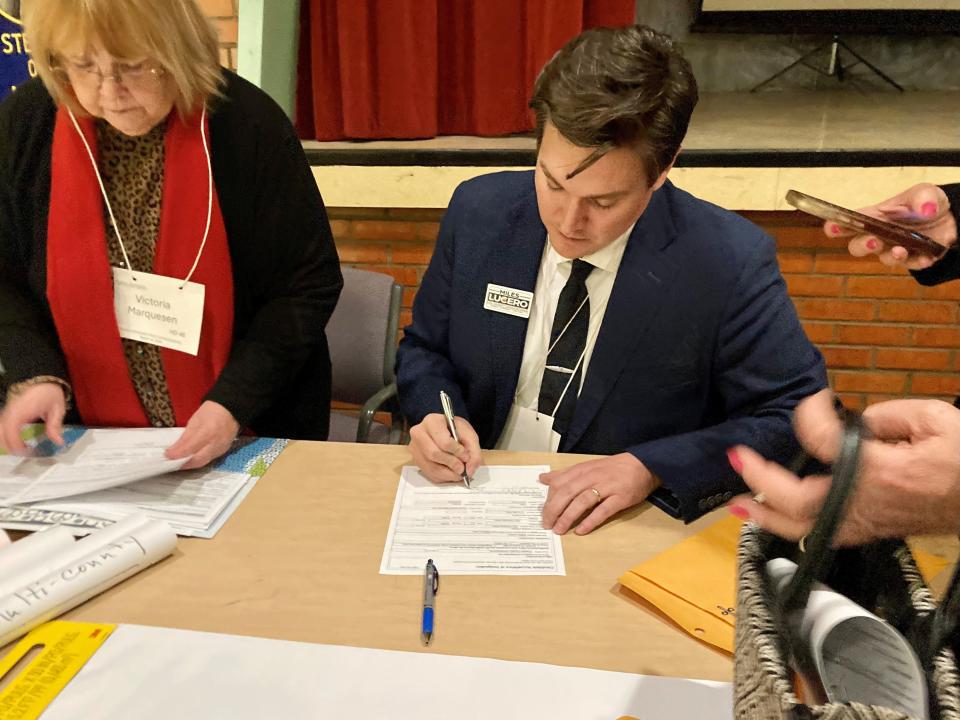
[329,207,960,411]
[197,0,239,70]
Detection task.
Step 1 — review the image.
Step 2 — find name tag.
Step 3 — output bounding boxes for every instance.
[483,283,533,319]
[112,268,205,356]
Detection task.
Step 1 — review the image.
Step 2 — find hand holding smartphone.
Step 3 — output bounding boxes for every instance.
[785,189,947,259]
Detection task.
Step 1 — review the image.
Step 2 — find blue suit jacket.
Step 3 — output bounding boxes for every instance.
[396,171,827,522]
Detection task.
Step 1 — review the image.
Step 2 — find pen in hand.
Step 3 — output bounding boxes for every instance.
[422,558,439,646]
[439,390,472,488]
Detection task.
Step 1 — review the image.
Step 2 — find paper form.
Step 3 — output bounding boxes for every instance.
[380,465,565,575]
[38,471,249,530]
[0,428,187,504]
[0,436,289,539]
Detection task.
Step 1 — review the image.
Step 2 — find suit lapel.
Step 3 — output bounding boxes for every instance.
[483,190,546,442]
[561,185,681,450]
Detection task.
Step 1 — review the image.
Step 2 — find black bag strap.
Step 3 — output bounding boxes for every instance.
[775,408,960,668]
[779,411,866,615]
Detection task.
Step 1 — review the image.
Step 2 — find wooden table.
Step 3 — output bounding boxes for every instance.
[59,442,733,681]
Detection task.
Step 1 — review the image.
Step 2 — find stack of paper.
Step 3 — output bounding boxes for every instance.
[0,515,176,647]
[0,428,187,504]
[0,429,287,538]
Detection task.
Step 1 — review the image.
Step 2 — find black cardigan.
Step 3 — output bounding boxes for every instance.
[0,72,342,440]
[912,183,960,287]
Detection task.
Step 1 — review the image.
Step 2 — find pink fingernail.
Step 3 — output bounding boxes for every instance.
[921,202,938,217]
[866,239,879,250]
[726,448,743,474]
[729,505,750,520]
[829,224,841,235]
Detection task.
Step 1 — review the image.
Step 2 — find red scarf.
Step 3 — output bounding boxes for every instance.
[46,106,234,427]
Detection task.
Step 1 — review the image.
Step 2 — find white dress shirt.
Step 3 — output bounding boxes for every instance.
[513,223,635,411]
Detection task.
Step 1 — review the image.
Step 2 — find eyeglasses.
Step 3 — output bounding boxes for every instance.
[52,57,165,93]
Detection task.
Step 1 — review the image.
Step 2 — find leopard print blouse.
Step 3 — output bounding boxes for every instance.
[96,119,177,428]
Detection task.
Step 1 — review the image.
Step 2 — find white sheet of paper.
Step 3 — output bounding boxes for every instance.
[38,624,732,720]
[0,428,187,504]
[380,465,565,575]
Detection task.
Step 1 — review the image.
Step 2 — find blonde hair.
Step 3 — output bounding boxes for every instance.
[23,0,222,116]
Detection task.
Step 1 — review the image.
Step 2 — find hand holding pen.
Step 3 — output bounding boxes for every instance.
[439,391,472,488]
[407,391,481,486]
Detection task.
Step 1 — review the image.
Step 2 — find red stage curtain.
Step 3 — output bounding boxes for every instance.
[296,0,635,140]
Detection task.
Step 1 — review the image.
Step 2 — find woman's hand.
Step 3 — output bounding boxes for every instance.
[165,401,239,470]
[728,390,960,544]
[824,183,956,270]
[0,382,67,454]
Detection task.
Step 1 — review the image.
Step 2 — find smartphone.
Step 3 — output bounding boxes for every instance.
[785,189,946,258]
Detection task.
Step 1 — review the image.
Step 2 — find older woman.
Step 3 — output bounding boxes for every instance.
[0,0,342,466]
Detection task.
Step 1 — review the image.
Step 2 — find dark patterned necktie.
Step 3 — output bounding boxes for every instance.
[537,259,594,437]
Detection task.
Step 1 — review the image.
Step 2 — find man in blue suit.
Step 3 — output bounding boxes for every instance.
[396,25,826,533]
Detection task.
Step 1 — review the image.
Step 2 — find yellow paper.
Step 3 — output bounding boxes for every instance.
[618,517,949,654]
[619,515,742,653]
[0,621,115,720]
[914,548,949,585]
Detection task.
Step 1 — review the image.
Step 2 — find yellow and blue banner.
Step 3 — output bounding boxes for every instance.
[1,2,33,101]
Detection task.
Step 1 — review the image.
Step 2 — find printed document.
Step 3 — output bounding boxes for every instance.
[0,433,289,539]
[30,470,249,534]
[380,465,565,575]
[0,428,186,504]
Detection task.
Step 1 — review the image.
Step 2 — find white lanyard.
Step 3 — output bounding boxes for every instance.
[550,344,587,417]
[514,292,591,408]
[67,106,213,288]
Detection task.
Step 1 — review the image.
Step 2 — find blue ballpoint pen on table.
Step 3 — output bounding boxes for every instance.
[422,558,439,645]
[439,390,472,489]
